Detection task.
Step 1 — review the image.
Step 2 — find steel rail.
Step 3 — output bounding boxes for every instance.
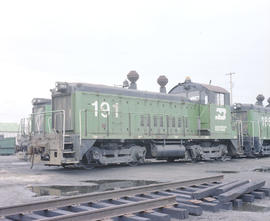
[38,196,177,221]
[0,175,223,217]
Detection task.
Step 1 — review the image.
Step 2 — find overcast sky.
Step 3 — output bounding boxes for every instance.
[0,0,269,123]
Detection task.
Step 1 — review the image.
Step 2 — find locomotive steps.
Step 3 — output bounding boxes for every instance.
[1,175,269,221]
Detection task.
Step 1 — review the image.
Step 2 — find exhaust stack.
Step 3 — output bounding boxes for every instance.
[255,94,265,106]
[157,75,168,93]
[266,97,270,108]
[127,71,139,90]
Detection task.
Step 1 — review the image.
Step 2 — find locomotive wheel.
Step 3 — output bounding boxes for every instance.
[128,151,146,167]
[186,149,198,163]
[128,145,146,167]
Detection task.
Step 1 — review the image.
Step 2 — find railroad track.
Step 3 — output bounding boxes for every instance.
[0,175,269,221]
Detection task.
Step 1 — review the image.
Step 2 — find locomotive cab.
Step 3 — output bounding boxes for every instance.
[169,77,233,138]
[169,77,230,106]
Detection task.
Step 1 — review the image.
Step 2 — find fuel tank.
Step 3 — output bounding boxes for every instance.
[151,144,186,159]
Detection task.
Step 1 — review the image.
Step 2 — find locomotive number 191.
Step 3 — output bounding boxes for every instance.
[91,101,119,118]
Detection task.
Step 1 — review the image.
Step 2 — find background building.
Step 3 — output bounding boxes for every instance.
[0,122,19,138]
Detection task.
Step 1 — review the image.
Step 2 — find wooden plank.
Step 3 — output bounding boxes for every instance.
[191,181,236,199]
[215,180,249,195]
[217,180,265,203]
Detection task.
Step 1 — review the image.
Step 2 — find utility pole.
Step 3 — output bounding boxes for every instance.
[226,72,235,104]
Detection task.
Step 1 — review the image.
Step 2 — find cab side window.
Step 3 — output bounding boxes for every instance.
[216,93,224,106]
[205,95,208,104]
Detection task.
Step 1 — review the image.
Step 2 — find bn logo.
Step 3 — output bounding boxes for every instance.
[215,108,226,120]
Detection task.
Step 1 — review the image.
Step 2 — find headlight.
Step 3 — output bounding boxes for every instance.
[233,103,241,110]
[32,98,42,105]
[56,82,68,92]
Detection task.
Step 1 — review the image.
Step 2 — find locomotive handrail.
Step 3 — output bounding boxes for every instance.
[79,109,84,145]
[47,116,52,133]
[236,120,243,147]
[251,121,255,146]
[18,117,31,137]
[235,120,263,148]
[258,120,261,140]
[30,110,66,150]
[240,121,243,146]
[30,112,45,135]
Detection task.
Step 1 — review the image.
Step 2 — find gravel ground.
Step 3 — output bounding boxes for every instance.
[1,155,270,220]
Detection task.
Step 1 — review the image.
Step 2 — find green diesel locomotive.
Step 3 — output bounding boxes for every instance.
[27,71,270,167]
[232,95,270,156]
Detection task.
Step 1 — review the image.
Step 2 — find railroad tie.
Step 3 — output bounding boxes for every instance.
[117,215,150,221]
[251,191,265,199]
[232,199,243,208]
[217,180,266,203]
[240,194,255,203]
[191,180,238,199]
[135,211,170,221]
[175,203,203,216]
[156,206,189,220]
[220,202,233,210]
[256,187,270,196]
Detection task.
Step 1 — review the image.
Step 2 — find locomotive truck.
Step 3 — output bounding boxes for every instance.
[27,71,270,167]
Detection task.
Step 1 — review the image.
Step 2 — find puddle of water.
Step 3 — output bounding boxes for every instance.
[206,170,239,174]
[30,185,97,197]
[234,203,270,212]
[253,167,270,173]
[29,180,159,197]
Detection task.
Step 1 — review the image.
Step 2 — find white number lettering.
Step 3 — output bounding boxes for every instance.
[100,102,110,118]
[91,101,120,118]
[112,103,119,118]
[91,101,98,117]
